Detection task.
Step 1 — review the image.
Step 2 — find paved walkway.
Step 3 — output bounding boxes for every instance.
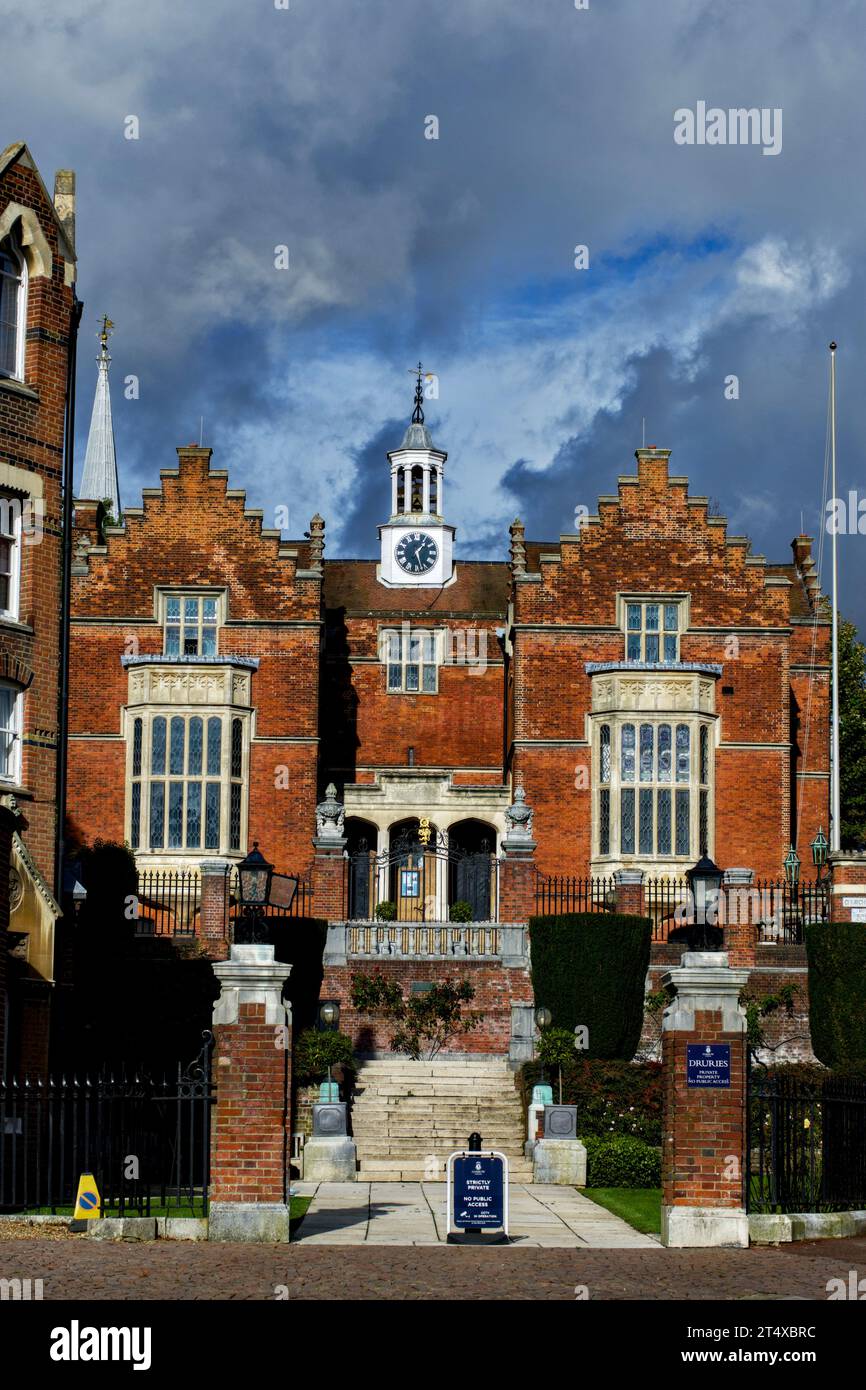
[291,1182,659,1247]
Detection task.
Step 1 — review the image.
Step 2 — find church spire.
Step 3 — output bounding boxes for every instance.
[80,315,121,522]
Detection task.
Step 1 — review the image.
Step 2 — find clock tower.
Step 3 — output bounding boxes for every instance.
[378,365,456,587]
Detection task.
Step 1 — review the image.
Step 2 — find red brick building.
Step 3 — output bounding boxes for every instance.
[0,142,79,1073]
[68,390,829,907]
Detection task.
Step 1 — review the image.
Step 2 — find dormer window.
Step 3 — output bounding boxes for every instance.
[0,231,27,381]
[624,599,681,662]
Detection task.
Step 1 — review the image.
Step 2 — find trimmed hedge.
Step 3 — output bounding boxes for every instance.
[582,1135,661,1188]
[806,923,866,1070]
[529,912,652,1059]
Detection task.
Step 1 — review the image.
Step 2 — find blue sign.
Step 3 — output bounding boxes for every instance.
[687,1043,731,1087]
[452,1154,505,1229]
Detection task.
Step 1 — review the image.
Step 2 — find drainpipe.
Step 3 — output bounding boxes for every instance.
[55,290,84,902]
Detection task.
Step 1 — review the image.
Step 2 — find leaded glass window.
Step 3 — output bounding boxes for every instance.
[205,782,220,849]
[382,627,438,693]
[621,724,635,782]
[133,712,247,856]
[676,724,690,782]
[639,788,653,854]
[622,599,681,662]
[600,724,611,783]
[640,724,654,781]
[657,788,671,855]
[164,594,219,657]
[621,788,635,854]
[600,713,713,862]
[675,789,690,855]
[207,718,221,776]
[599,788,610,855]
[658,724,671,781]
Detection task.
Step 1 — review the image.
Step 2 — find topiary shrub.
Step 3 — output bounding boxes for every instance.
[293,1028,356,1084]
[806,923,866,1070]
[582,1134,661,1188]
[449,900,473,923]
[529,912,652,1059]
[375,900,397,922]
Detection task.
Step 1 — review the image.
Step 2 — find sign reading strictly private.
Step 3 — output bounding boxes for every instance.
[451,1154,505,1229]
[687,1043,731,1088]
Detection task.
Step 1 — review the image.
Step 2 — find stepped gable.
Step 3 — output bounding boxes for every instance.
[516,447,803,630]
[72,445,319,617]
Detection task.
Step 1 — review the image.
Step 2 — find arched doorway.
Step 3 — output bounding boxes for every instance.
[345,817,378,920]
[387,818,441,922]
[448,819,497,922]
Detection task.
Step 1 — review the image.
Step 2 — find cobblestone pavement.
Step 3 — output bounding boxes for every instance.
[1,1229,865,1300]
[292,1181,659,1247]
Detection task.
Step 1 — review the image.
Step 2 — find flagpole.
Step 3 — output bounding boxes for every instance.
[830,342,841,852]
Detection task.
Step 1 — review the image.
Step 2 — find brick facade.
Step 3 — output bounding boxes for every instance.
[0,143,78,1072]
[321,957,533,1055]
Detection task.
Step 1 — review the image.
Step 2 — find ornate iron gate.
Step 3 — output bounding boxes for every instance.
[348,830,497,922]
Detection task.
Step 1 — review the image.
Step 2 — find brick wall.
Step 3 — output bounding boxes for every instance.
[321,958,532,1055]
[68,448,322,876]
[511,449,829,880]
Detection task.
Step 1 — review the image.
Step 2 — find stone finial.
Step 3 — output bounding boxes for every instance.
[509,518,526,577]
[308,514,325,572]
[315,782,344,839]
[504,784,534,840]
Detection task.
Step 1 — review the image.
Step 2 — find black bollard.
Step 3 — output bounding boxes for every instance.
[468,1131,482,1152]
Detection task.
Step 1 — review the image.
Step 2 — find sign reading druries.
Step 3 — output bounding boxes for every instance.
[687,1043,731,1088]
[447,1152,508,1236]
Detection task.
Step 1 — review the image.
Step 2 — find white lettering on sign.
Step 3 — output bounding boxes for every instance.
[850,907,866,923]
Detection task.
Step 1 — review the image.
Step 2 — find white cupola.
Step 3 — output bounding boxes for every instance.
[378,365,456,587]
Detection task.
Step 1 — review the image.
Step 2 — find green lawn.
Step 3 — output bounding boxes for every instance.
[584,1187,661,1235]
[19,1203,206,1219]
[290,1195,311,1236]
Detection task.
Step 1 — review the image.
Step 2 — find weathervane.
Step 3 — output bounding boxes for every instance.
[408,360,425,424]
[98,314,114,351]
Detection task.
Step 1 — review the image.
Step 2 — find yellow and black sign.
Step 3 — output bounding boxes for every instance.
[72,1171,101,1220]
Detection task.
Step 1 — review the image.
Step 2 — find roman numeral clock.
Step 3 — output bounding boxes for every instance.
[395,531,439,575]
[378,370,456,588]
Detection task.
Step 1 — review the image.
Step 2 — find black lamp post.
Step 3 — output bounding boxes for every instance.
[235,842,274,944]
[685,854,724,950]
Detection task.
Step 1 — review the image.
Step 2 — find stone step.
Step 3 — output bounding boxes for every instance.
[355,1163,534,1182]
[354,1143,525,1158]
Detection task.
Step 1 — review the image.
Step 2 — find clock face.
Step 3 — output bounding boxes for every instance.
[395,531,439,575]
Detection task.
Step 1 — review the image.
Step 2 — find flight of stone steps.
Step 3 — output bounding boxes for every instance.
[350,1056,534,1182]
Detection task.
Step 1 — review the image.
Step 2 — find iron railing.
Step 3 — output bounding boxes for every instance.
[534,875,614,915]
[135,868,201,936]
[0,1035,215,1216]
[532,873,829,945]
[747,1071,866,1213]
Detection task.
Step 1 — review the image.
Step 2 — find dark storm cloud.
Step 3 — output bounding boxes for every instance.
[3,0,864,625]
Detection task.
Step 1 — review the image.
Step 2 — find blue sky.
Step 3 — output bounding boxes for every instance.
[5,0,865,629]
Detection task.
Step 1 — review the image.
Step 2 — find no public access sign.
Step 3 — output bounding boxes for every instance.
[446,1151,509,1239]
[687,1043,731,1087]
